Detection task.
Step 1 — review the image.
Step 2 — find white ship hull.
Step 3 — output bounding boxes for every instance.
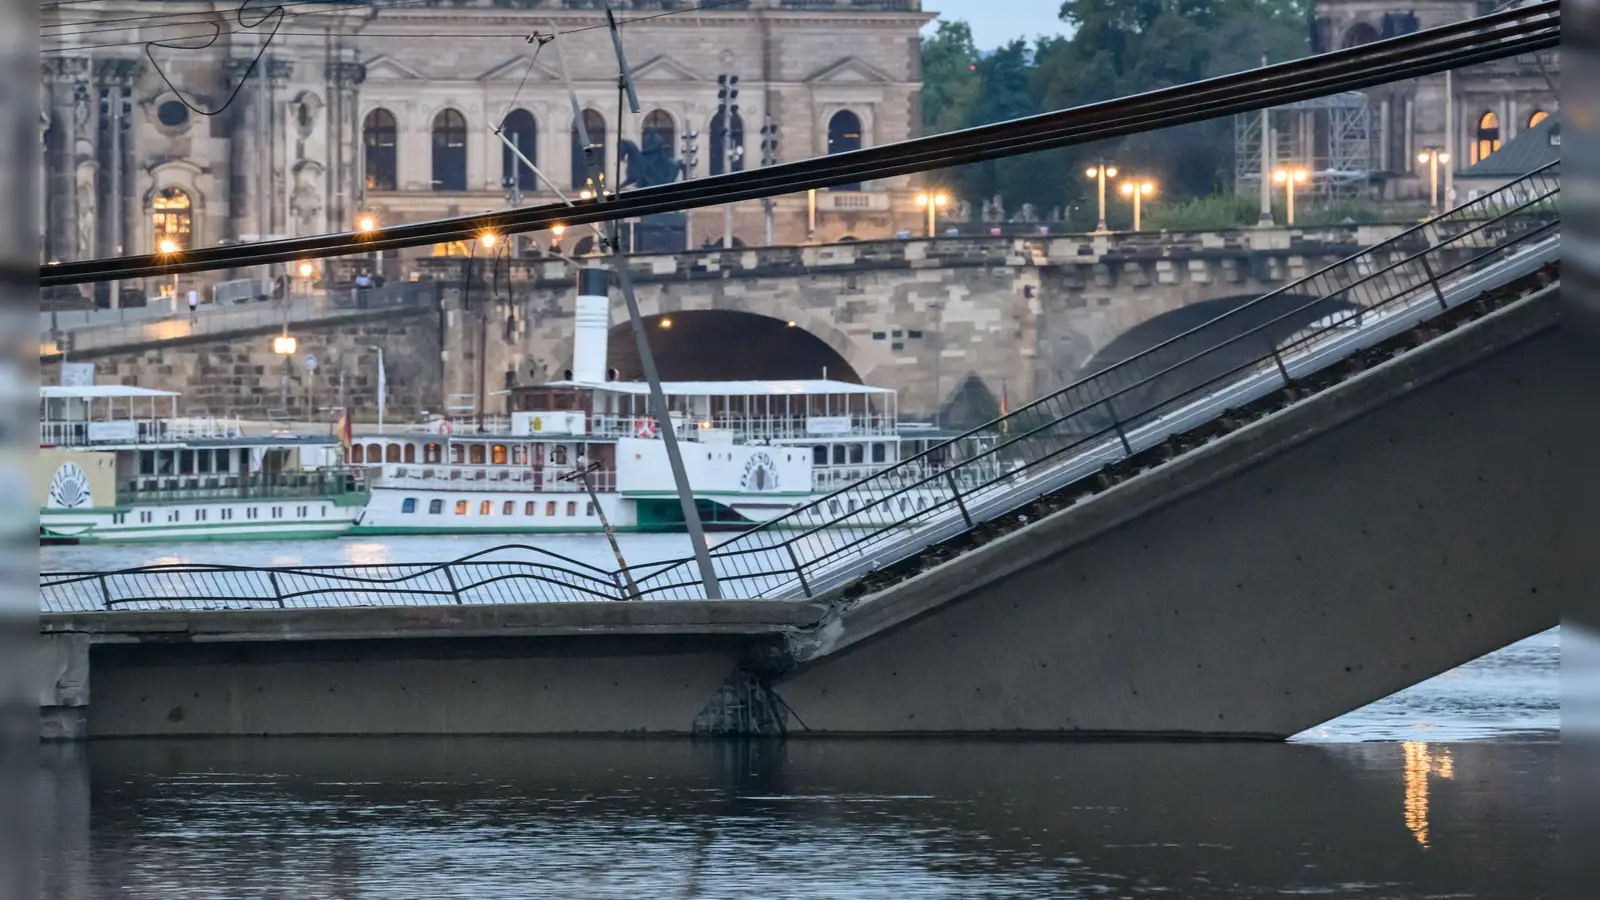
[40,498,363,544]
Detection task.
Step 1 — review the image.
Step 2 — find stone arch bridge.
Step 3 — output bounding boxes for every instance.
[479,225,1403,422]
[49,227,1418,423]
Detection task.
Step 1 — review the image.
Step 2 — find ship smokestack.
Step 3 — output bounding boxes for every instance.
[572,266,610,383]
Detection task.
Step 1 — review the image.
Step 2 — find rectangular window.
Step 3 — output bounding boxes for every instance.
[565,501,576,517]
[492,445,508,465]
[525,501,536,516]
[907,329,923,339]
[871,443,887,463]
[502,501,514,516]
[216,451,232,473]
[871,331,886,340]
[429,499,444,514]
[401,498,417,514]
[455,500,469,515]
[546,501,557,516]
[479,500,492,516]
[586,502,596,517]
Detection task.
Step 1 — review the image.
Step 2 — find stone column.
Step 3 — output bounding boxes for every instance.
[41,57,88,263]
[224,57,260,241]
[328,60,367,233]
[94,59,140,307]
[267,59,294,239]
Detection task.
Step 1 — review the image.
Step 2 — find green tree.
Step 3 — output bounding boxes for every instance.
[920,20,981,137]
[920,1,1312,218]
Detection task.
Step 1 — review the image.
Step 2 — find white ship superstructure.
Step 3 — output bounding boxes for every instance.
[38,385,367,544]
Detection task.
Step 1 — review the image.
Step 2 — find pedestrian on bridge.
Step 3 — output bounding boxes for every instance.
[187,289,198,325]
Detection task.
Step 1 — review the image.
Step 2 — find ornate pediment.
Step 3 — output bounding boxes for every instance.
[362,55,427,82]
[477,55,564,83]
[629,55,702,84]
[805,57,894,85]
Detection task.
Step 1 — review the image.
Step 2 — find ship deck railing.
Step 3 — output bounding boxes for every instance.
[40,415,246,448]
[365,464,614,494]
[120,470,366,504]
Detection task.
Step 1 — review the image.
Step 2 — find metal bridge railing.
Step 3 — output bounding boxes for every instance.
[39,166,1559,612]
[618,163,1560,602]
[41,545,627,612]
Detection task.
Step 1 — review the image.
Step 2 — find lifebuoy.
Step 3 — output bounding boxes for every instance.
[635,417,658,439]
[438,419,453,435]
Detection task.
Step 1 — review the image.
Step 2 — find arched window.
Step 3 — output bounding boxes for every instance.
[385,443,401,463]
[431,109,468,192]
[363,109,398,191]
[1343,23,1380,48]
[151,187,192,252]
[642,110,676,161]
[500,109,538,191]
[424,442,441,464]
[573,235,598,257]
[350,444,364,464]
[469,444,486,464]
[365,443,382,463]
[1474,111,1501,163]
[570,109,607,190]
[1528,109,1549,129]
[709,110,744,176]
[827,111,863,190]
[403,444,416,464]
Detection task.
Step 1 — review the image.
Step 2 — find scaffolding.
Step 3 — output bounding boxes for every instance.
[1235,91,1377,200]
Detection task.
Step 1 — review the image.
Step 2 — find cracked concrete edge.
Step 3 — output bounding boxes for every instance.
[789,280,1562,666]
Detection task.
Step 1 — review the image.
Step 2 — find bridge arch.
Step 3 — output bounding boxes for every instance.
[1077,292,1353,378]
[545,305,870,385]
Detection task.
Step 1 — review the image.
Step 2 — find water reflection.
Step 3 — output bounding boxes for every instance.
[43,738,1555,900]
[1402,742,1455,848]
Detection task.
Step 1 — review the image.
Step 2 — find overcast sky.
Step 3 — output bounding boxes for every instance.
[921,1,1068,49]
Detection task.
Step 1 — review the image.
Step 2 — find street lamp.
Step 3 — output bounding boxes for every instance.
[915,191,949,238]
[273,330,297,414]
[1417,149,1450,213]
[1084,162,1118,233]
[1118,179,1156,232]
[157,239,180,303]
[356,214,381,280]
[1271,166,1310,226]
[479,231,498,249]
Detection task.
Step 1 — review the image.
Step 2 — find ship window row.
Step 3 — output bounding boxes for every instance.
[813,443,890,466]
[139,504,322,525]
[138,448,236,476]
[352,443,553,466]
[401,497,595,518]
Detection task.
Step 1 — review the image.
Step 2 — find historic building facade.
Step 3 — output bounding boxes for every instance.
[41,0,933,301]
[1310,0,1558,200]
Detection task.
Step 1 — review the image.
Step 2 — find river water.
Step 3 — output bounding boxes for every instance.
[40,537,1560,898]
